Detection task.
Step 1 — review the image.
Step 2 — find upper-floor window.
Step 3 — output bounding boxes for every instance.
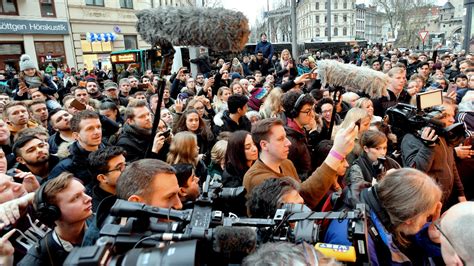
[343,1,347,9]
[86,0,104,6]
[0,0,18,15]
[39,0,56,17]
[120,0,133,9]
[315,2,319,10]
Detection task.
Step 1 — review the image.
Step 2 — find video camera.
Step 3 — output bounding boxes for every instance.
[64,200,370,265]
[386,89,465,146]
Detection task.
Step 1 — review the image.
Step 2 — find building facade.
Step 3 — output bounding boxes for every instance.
[68,0,194,70]
[296,0,357,42]
[0,0,74,71]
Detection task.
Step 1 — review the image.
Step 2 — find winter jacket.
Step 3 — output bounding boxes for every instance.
[18,230,71,266]
[13,75,57,101]
[116,124,166,162]
[346,152,401,189]
[255,41,274,60]
[214,111,252,135]
[401,133,464,203]
[48,141,104,186]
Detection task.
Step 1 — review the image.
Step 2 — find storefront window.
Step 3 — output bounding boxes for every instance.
[81,38,113,70]
[124,35,138,50]
[35,41,66,70]
[39,0,56,17]
[0,0,18,15]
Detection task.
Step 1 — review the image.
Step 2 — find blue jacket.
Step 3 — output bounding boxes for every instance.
[255,41,274,60]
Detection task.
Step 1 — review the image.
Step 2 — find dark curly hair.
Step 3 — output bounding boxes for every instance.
[246,177,301,218]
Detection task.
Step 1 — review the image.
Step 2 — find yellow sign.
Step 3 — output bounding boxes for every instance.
[111,53,136,63]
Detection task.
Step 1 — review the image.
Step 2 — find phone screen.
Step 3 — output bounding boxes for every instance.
[70,99,86,110]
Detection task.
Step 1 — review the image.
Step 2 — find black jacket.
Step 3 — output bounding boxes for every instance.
[371,89,411,117]
[116,124,152,162]
[18,231,70,266]
[48,141,104,186]
[214,111,252,135]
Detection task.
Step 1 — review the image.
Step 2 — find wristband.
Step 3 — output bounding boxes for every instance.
[329,149,344,161]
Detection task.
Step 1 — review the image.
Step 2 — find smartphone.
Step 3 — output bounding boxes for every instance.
[70,99,86,110]
[137,83,148,90]
[159,129,171,138]
[183,67,190,74]
[177,92,188,102]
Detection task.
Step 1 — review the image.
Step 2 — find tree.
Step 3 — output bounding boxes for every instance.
[371,0,434,47]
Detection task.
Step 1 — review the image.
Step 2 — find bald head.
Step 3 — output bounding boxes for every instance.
[441,202,474,265]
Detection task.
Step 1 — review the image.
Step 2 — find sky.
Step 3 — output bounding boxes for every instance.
[219,0,450,27]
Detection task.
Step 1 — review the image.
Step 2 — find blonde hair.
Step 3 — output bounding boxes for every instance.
[279,49,291,67]
[211,139,228,165]
[213,86,231,113]
[167,131,199,166]
[259,87,283,119]
[332,108,370,155]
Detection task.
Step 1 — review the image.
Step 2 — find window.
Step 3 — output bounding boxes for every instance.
[325,27,328,36]
[315,2,319,10]
[343,27,347,35]
[325,1,327,9]
[334,27,338,36]
[316,15,319,23]
[343,1,347,9]
[334,15,338,23]
[316,28,320,37]
[343,14,347,22]
[86,0,104,6]
[324,16,327,23]
[39,0,56,17]
[334,1,337,9]
[120,0,133,8]
[0,0,18,15]
[124,35,138,50]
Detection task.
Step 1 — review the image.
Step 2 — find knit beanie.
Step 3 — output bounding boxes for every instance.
[20,54,37,71]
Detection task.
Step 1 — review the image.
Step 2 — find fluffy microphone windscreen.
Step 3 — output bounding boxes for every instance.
[136,7,250,52]
[317,60,389,99]
[213,226,257,254]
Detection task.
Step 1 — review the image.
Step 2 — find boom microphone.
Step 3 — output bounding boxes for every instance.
[317,60,390,99]
[212,226,257,254]
[136,7,250,52]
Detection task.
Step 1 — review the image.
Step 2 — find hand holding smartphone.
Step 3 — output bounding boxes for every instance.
[70,99,86,110]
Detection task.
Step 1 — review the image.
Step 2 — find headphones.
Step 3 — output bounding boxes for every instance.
[34,180,61,226]
[290,93,307,118]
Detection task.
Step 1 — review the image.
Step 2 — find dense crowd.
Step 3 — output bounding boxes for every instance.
[0,33,473,265]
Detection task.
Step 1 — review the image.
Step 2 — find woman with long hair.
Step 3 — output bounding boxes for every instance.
[230,57,244,76]
[167,131,207,182]
[274,49,297,84]
[173,109,215,162]
[213,86,232,113]
[326,168,443,265]
[222,130,258,188]
[259,87,284,119]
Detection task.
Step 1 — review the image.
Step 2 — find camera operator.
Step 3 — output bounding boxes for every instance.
[18,172,92,265]
[172,163,201,207]
[325,168,443,265]
[243,118,357,209]
[401,102,466,208]
[436,202,474,265]
[246,177,304,218]
[82,159,182,246]
[87,146,126,212]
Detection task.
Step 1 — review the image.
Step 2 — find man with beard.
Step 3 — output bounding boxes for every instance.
[27,100,48,129]
[47,109,74,154]
[85,79,105,102]
[12,135,59,182]
[102,82,128,107]
[116,100,168,162]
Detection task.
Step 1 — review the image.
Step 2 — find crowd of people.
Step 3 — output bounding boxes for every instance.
[0,33,473,265]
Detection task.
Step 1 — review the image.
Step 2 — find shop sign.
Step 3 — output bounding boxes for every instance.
[111,53,136,63]
[0,19,69,35]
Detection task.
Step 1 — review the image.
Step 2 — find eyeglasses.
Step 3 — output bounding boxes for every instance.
[434,219,466,266]
[299,109,313,115]
[105,162,127,174]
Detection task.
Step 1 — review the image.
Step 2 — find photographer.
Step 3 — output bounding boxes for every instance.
[325,168,443,265]
[401,102,466,208]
